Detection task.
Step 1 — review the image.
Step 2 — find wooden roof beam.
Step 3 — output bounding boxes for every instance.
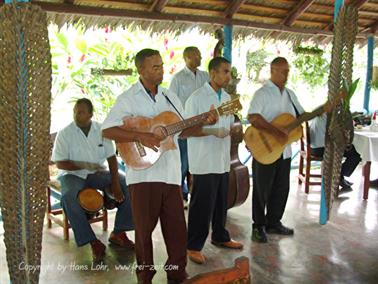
[22,1,374,40]
[149,0,169,12]
[362,19,378,33]
[282,0,315,26]
[350,0,369,9]
[224,0,246,18]
[325,0,369,33]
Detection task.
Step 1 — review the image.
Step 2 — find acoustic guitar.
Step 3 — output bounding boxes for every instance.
[244,101,335,165]
[117,98,242,170]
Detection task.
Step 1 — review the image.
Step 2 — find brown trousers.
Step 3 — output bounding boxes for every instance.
[128,182,187,283]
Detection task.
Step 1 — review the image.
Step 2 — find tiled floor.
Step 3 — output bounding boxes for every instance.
[1,164,378,284]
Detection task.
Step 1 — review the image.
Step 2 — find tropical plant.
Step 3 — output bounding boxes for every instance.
[293,45,329,89]
[246,49,271,81]
[342,78,360,111]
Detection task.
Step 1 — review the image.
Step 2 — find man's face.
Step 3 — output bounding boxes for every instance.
[184,48,202,69]
[271,61,290,86]
[74,103,92,128]
[139,54,164,85]
[211,62,232,88]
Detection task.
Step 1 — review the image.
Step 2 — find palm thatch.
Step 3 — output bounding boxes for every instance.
[1,0,377,45]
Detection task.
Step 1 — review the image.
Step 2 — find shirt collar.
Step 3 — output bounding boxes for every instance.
[266,79,287,93]
[136,80,162,101]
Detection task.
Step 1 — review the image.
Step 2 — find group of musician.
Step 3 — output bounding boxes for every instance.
[52,46,358,284]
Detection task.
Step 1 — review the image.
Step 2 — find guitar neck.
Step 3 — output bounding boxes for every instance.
[165,110,216,136]
[286,105,324,132]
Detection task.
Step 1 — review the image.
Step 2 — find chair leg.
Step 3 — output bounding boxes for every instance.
[63,211,69,240]
[46,187,52,228]
[305,159,311,194]
[103,209,108,231]
[298,156,304,185]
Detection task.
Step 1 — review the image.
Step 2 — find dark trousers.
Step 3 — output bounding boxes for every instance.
[128,183,187,283]
[178,138,189,200]
[311,145,361,177]
[252,157,291,228]
[187,173,231,251]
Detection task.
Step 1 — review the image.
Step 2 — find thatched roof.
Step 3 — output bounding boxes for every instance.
[3,0,378,45]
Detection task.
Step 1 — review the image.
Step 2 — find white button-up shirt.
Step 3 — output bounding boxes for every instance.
[52,121,115,179]
[248,80,304,159]
[185,83,234,174]
[310,113,327,148]
[102,80,184,186]
[169,66,209,108]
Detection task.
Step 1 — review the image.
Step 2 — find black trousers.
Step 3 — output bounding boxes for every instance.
[252,157,291,228]
[187,173,231,251]
[311,145,361,177]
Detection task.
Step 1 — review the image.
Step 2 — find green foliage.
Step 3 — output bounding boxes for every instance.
[50,26,138,120]
[246,49,271,81]
[293,45,329,89]
[342,78,360,110]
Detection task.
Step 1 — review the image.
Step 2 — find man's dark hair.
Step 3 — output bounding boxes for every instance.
[183,46,199,58]
[135,49,160,69]
[75,98,93,114]
[270,57,288,68]
[208,57,230,72]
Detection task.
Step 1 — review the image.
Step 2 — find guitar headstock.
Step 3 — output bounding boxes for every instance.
[217,98,242,116]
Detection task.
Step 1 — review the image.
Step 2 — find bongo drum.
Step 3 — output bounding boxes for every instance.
[78,188,104,217]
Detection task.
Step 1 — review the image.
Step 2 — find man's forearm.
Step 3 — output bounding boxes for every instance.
[107,155,120,183]
[56,160,81,171]
[102,126,140,143]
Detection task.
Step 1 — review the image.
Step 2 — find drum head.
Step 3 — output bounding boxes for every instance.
[78,188,104,214]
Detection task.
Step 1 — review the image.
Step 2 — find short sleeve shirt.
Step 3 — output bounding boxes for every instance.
[185,83,234,174]
[248,80,304,159]
[310,113,327,148]
[52,121,115,179]
[102,80,184,186]
[169,66,209,108]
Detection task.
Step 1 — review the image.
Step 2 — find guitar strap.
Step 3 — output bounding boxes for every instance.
[286,89,300,118]
[162,92,185,121]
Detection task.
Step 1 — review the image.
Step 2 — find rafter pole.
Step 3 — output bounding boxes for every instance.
[362,19,378,33]
[223,25,232,63]
[149,0,169,12]
[282,0,315,26]
[224,0,246,18]
[350,0,368,9]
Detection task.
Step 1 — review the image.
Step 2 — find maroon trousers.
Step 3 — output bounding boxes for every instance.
[128,182,187,283]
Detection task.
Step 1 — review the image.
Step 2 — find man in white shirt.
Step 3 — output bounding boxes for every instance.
[102,49,217,284]
[169,46,209,208]
[52,98,134,263]
[185,57,243,265]
[310,113,361,189]
[247,57,305,243]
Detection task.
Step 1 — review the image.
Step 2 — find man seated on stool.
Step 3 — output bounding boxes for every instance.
[310,113,361,191]
[52,98,134,262]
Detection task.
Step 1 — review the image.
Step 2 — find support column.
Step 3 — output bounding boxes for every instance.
[320,0,345,225]
[223,25,232,63]
[363,36,374,112]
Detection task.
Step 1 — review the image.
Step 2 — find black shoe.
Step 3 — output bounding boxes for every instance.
[340,178,353,188]
[251,227,267,243]
[266,224,294,235]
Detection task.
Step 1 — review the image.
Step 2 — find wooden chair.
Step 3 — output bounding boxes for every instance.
[46,133,108,240]
[298,122,323,194]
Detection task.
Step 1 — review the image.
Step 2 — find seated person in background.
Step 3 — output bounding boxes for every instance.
[52,98,134,262]
[310,113,361,190]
